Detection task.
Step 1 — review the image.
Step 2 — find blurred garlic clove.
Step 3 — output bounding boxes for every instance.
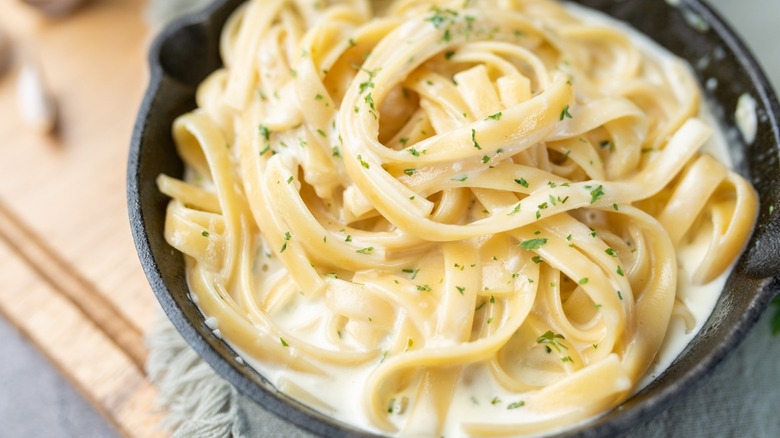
[0,26,11,77]
[17,60,57,134]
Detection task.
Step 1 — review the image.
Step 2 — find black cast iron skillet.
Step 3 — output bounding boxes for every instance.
[128,1,780,436]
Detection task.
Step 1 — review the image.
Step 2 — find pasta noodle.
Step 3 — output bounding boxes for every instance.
[157,0,758,435]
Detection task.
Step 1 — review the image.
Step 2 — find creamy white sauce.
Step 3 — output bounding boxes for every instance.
[203,4,741,437]
[736,92,758,144]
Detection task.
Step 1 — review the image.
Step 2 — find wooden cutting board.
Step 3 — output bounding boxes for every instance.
[0,0,165,436]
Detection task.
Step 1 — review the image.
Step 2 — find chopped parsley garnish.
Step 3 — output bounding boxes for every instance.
[280,231,292,253]
[456,286,465,295]
[201,231,209,237]
[471,128,481,150]
[416,284,432,292]
[356,246,374,254]
[317,129,327,137]
[280,337,289,347]
[578,278,589,285]
[605,248,617,257]
[357,154,370,169]
[315,93,323,100]
[561,356,573,363]
[486,112,502,121]
[364,92,375,110]
[617,290,624,300]
[536,330,567,352]
[425,7,458,29]
[507,401,525,410]
[444,50,456,60]
[590,184,605,204]
[519,238,548,250]
[451,175,468,182]
[332,146,341,157]
[482,155,490,164]
[560,104,573,120]
[508,203,522,216]
[514,178,529,188]
[286,176,293,184]
[403,168,418,176]
[258,125,271,141]
[402,268,420,279]
[617,265,625,276]
[491,396,501,405]
[531,255,543,264]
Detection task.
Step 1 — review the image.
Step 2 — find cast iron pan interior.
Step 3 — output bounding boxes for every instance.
[128,1,780,436]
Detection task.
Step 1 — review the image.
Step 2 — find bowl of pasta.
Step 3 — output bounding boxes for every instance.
[128,0,780,436]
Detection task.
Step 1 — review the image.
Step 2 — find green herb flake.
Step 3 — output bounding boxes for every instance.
[519,238,548,250]
[451,175,468,182]
[514,178,529,188]
[590,184,605,204]
[536,330,567,352]
[617,290,624,300]
[315,93,323,100]
[403,168,417,176]
[416,284,432,292]
[456,286,465,295]
[280,337,289,347]
[578,277,589,285]
[561,356,573,363]
[258,125,272,141]
[286,176,293,184]
[357,154,370,169]
[491,396,501,405]
[486,112,502,121]
[507,401,525,410]
[402,268,420,279]
[445,50,456,59]
[617,265,625,277]
[364,93,375,111]
[508,203,522,216]
[317,129,327,138]
[356,246,374,254]
[471,128,482,150]
[425,7,458,29]
[605,248,617,257]
[560,104,573,120]
[280,231,292,253]
[531,255,543,264]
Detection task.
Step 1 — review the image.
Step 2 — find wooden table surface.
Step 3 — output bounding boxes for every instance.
[0,0,164,436]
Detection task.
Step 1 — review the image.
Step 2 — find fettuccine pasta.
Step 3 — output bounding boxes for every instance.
[158,0,758,435]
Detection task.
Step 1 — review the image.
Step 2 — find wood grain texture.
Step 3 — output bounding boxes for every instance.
[0,0,167,436]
